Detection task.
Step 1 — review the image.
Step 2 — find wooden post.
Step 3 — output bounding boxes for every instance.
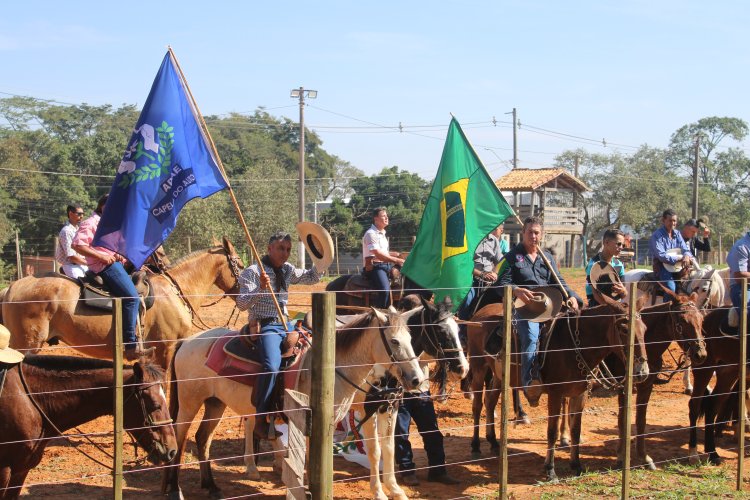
[53,237,59,273]
[112,298,124,500]
[499,285,512,499]
[621,282,637,499]
[738,278,748,491]
[15,231,22,280]
[187,236,192,254]
[309,292,335,499]
[335,234,340,276]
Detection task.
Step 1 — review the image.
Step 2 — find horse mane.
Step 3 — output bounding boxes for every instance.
[336,310,404,352]
[22,355,165,381]
[167,245,222,270]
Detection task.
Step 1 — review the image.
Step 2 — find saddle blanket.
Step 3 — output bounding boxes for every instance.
[204,328,305,389]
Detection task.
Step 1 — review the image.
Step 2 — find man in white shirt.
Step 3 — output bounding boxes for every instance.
[362,207,404,308]
[55,204,88,278]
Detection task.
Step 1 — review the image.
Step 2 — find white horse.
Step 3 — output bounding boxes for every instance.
[162,308,425,500]
[356,297,469,500]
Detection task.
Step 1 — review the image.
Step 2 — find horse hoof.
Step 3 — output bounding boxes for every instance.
[687,448,699,466]
[684,388,693,396]
[559,437,570,448]
[167,490,184,500]
[491,445,500,457]
[708,453,722,465]
[547,470,558,483]
[245,468,261,481]
[471,450,481,460]
[615,459,623,469]
[571,462,583,476]
[645,458,657,471]
[208,490,223,500]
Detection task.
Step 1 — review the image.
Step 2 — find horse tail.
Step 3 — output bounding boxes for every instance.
[325,274,350,292]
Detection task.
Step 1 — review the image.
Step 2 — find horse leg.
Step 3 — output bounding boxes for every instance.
[513,389,530,424]
[484,373,501,454]
[559,397,571,448]
[379,410,408,500]
[688,366,713,465]
[683,363,694,395]
[163,394,203,500]
[635,381,656,470]
[244,416,262,481]
[705,370,735,465]
[361,413,388,500]
[568,393,586,476]
[470,365,486,457]
[196,397,227,498]
[0,467,10,500]
[544,392,563,482]
[615,391,626,467]
[4,468,31,500]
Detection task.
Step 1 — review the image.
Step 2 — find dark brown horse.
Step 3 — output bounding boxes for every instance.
[688,308,745,465]
[325,269,405,309]
[531,296,649,482]
[600,292,707,469]
[0,355,177,499]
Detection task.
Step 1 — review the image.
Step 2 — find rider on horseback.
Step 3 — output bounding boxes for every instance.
[362,207,404,308]
[72,194,153,361]
[649,209,694,295]
[726,231,750,330]
[236,230,322,440]
[585,229,627,306]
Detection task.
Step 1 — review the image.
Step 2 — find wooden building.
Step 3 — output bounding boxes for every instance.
[495,168,588,267]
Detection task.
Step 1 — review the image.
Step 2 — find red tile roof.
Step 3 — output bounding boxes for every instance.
[495,168,588,192]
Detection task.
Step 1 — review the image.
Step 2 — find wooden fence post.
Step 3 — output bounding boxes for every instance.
[738,279,747,491]
[499,285,512,499]
[621,282,637,499]
[15,231,22,280]
[112,298,124,500]
[309,292,335,499]
[53,237,59,273]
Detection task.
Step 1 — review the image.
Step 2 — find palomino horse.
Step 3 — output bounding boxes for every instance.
[514,295,649,482]
[0,356,176,499]
[356,295,469,500]
[162,308,424,500]
[688,308,747,465]
[2,238,243,368]
[598,292,706,470]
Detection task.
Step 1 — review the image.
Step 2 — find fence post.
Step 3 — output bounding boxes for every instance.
[310,292,335,499]
[621,282,637,500]
[738,279,747,491]
[15,231,22,280]
[187,236,192,254]
[53,237,59,273]
[112,298,124,500]
[499,285,512,498]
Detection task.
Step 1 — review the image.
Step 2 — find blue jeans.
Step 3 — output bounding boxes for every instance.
[253,321,294,415]
[395,390,447,477]
[364,263,391,308]
[99,262,139,345]
[730,284,750,311]
[457,280,480,321]
[657,267,677,294]
[516,315,540,388]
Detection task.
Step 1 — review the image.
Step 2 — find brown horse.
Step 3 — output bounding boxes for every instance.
[2,238,243,368]
[687,308,745,465]
[325,269,404,309]
[523,296,649,482]
[0,355,176,499]
[601,292,707,469]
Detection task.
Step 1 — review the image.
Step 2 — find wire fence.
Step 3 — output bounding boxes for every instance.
[1,277,748,498]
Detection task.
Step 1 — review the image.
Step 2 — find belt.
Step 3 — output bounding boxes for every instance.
[259,318,278,327]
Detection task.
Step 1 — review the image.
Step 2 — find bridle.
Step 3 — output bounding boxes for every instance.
[414,309,463,369]
[668,299,705,360]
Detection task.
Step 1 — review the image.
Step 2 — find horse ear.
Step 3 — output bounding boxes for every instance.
[211,236,221,246]
[222,236,236,255]
[657,282,677,300]
[689,291,700,303]
[132,361,144,381]
[370,307,388,324]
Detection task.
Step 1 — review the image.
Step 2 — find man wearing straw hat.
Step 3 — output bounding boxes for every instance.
[649,209,694,294]
[237,224,332,440]
[585,229,627,306]
[496,216,581,406]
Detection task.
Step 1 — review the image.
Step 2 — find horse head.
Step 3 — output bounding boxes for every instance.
[688,267,720,310]
[369,307,424,391]
[595,290,649,383]
[669,292,707,364]
[124,362,177,465]
[215,237,244,296]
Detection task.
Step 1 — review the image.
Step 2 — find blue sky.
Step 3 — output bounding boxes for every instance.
[2,1,748,180]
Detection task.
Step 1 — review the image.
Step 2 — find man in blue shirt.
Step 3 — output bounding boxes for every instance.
[726,232,750,327]
[649,209,694,294]
[586,229,627,305]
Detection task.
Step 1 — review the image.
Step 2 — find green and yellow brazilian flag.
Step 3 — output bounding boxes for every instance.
[402,118,514,311]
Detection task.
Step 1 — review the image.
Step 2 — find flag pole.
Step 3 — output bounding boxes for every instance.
[456,115,571,301]
[167,47,287,324]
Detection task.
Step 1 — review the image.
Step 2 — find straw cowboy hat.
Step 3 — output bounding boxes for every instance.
[296,222,335,271]
[663,248,686,273]
[589,261,622,298]
[0,325,23,364]
[513,286,564,323]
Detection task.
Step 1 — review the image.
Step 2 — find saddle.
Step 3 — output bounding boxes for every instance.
[343,274,374,300]
[47,270,155,312]
[204,325,311,391]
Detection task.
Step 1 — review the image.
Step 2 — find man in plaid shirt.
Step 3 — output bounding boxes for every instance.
[237,231,321,440]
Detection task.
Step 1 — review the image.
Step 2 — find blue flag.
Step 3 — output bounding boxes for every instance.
[93,52,228,268]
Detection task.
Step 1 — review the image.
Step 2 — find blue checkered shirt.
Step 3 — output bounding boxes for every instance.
[237,261,321,323]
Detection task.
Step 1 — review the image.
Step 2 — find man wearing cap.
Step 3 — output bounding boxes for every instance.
[496,216,581,406]
[586,229,627,306]
[681,219,711,263]
[237,230,322,440]
[649,209,693,293]
[55,204,88,278]
[362,207,404,308]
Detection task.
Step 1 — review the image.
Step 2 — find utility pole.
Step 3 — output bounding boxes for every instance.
[291,87,318,268]
[692,135,700,219]
[504,108,518,169]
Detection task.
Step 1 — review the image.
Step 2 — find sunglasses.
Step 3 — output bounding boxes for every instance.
[75,212,84,216]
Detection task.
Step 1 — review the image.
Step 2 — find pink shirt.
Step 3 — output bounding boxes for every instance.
[71,212,117,273]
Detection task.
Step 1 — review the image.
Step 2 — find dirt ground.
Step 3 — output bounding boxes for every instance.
[17,278,749,499]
